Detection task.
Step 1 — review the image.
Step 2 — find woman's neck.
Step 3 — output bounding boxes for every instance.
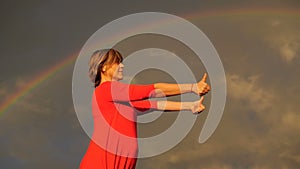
[100,74,113,84]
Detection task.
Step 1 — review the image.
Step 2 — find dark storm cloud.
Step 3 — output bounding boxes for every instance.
[0,68,87,168]
[1,0,300,169]
[134,12,300,168]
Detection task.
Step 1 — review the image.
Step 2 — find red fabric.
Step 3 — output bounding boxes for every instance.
[79,81,157,169]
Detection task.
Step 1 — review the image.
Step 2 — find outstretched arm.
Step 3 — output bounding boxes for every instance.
[153,83,193,97]
[156,96,205,114]
[153,73,211,97]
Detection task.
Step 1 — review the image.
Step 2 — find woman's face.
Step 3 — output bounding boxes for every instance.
[107,62,124,81]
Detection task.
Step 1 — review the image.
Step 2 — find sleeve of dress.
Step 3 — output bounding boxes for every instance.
[109,81,156,101]
[129,100,157,112]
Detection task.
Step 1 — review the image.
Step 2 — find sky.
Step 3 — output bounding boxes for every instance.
[0,0,300,169]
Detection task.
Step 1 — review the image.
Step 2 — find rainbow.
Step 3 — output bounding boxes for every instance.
[185,7,300,19]
[0,53,77,115]
[0,7,299,116]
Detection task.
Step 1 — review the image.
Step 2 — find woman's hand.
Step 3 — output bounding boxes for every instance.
[192,73,211,96]
[191,96,205,114]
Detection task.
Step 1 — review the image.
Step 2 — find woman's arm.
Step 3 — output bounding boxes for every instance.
[128,96,205,114]
[103,81,156,101]
[153,73,211,97]
[153,83,193,97]
[156,96,205,114]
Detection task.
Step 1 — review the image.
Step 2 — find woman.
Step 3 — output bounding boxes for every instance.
[79,49,210,169]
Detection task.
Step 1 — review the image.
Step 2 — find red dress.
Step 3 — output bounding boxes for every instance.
[79,81,157,169]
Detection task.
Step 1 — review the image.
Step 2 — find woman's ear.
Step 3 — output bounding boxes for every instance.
[102,65,106,72]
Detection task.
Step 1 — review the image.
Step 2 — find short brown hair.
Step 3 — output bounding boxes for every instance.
[88,49,123,88]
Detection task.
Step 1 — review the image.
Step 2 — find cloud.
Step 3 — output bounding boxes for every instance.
[264,19,300,63]
[281,111,300,130]
[236,17,299,64]
[0,72,85,169]
[270,35,299,63]
[226,73,300,167]
[279,41,297,62]
[2,4,300,169]
[227,73,278,124]
[137,72,300,169]
[227,73,300,129]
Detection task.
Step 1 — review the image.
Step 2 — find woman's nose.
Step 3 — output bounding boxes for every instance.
[119,63,124,68]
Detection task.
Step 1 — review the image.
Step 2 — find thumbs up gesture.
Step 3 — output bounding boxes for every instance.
[192,73,211,96]
[191,96,205,114]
